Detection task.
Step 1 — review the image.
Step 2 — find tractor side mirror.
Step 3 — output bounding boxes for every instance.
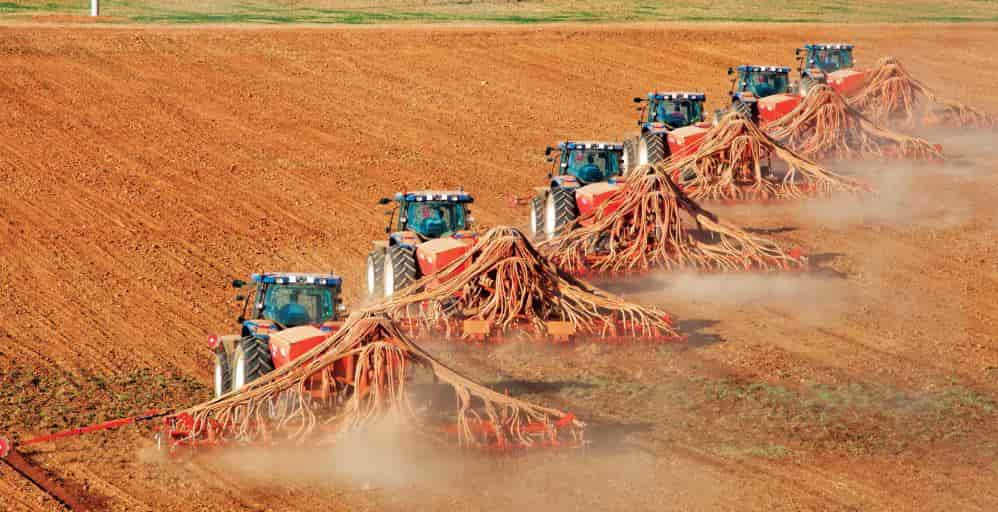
[237,315,245,323]
[384,227,391,233]
[235,295,246,301]
[727,67,734,75]
[545,157,554,163]
[544,146,554,156]
[795,48,801,56]
[546,173,553,179]
[632,97,643,103]
[377,197,391,205]
[232,279,246,288]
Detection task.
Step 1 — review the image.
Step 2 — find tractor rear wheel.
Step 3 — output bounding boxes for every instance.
[213,348,232,398]
[384,245,418,296]
[529,194,545,239]
[544,187,577,239]
[366,249,385,299]
[623,138,638,172]
[639,132,667,166]
[232,336,274,391]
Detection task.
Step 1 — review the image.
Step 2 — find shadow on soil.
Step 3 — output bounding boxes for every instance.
[806,252,847,279]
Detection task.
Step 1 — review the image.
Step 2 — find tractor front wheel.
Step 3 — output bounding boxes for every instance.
[384,245,418,297]
[544,187,577,239]
[366,249,385,299]
[623,138,638,172]
[529,194,545,239]
[213,348,232,398]
[639,132,667,166]
[232,336,274,391]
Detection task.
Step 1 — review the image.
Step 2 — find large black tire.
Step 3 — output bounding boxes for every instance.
[213,348,232,398]
[366,249,385,299]
[529,194,545,239]
[232,336,274,391]
[544,187,577,239]
[639,132,667,166]
[623,138,638,172]
[384,245,418,296]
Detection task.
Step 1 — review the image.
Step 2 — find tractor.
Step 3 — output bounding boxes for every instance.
[624,91,710,170]
[796,43,865,96]
[722,65,802,126]
[208,272,347,397]
[366,190,477,298]
[528,141,623,240]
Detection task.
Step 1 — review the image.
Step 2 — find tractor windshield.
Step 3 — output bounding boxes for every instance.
[741,70,790,97]
[648,99,703,127]
[809,48,853,72]
[562,149,621,183]
[404,201,467,238]
[261,284,336,325]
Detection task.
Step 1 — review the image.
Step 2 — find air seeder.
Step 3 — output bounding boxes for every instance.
[364,226,683,345]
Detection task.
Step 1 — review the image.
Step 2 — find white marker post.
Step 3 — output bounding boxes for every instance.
[91,0,99,17]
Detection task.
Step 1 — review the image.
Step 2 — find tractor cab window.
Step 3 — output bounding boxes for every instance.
[562,149,621,183]
[403,201,467,238]
[810,49,853,72]
[649,99,702,127]
[741,71,790,97]
[261,284,335,326]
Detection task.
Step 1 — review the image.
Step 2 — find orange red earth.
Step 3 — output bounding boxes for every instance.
[1,22,998,511]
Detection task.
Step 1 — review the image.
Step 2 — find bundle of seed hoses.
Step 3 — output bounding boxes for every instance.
[537,170,805,275]
[849,56,996,129]
[767,85,943,160]
[170,314,584,449]
[364,226,680,341]
[661,113,868,201]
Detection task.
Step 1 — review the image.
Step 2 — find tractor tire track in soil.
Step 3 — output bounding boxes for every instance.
[1,22,998,511]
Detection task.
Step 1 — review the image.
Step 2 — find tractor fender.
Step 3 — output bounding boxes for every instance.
[551,175,581,190]
[241,319,275,340]
[641,122,672,135]
[388,231,421,249]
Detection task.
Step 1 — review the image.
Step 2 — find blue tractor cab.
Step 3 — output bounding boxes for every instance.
[548,141,623,185]
[237,272,345,338]
[388,191,473,240]
[636,92,707,130]
[797,43,855,74]
[730,65,793,100]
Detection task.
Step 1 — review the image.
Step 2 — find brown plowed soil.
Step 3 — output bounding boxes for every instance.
[1,23,997,511]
